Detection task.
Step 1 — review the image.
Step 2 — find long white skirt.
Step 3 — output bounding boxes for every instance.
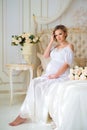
[19,74,68,123]
[19,75,87,130]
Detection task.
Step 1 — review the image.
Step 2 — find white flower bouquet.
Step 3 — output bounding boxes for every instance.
[69,66,87,80]
[11,32,40,49]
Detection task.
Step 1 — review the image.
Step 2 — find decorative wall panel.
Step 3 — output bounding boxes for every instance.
[0,0,27,91]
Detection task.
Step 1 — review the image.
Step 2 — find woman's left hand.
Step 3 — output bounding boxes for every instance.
[48,74,58,79]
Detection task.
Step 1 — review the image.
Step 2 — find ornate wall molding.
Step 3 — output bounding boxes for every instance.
[73,7,87,27]
[0,0,27,89]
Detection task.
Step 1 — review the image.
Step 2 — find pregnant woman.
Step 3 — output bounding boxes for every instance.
[9,24,74,127]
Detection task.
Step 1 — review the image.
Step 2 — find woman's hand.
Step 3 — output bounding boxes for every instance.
[43,34,54,58]
[48,74,58,79]
[50,35,54,44]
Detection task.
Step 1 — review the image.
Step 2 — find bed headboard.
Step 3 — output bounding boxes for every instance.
[37,27,87,67]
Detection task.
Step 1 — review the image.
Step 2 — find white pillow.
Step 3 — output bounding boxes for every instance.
[37,52,50,71]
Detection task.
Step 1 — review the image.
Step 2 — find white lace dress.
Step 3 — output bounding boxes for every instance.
[19,46,74,124]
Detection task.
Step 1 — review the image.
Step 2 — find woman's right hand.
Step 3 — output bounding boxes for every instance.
[50,35,54,44]
[43,34,54,58]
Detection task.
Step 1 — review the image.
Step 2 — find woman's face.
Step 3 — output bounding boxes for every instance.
[54,29,66,43]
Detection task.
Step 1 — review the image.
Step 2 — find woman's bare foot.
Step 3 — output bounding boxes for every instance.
[9,115,27,126]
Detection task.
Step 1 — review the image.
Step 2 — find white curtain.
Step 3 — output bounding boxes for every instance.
[36,0,72,25]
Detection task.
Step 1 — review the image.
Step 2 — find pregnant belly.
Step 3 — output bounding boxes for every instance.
[46,61,62,74]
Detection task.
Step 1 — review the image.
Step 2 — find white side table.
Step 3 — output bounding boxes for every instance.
[6,64,34,104]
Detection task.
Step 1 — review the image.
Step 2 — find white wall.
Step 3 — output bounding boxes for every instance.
[0,0,87,91]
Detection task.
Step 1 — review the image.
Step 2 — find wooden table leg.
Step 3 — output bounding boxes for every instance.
[9,69,13,104]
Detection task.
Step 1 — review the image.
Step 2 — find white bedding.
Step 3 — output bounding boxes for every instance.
[54,80,87,130]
